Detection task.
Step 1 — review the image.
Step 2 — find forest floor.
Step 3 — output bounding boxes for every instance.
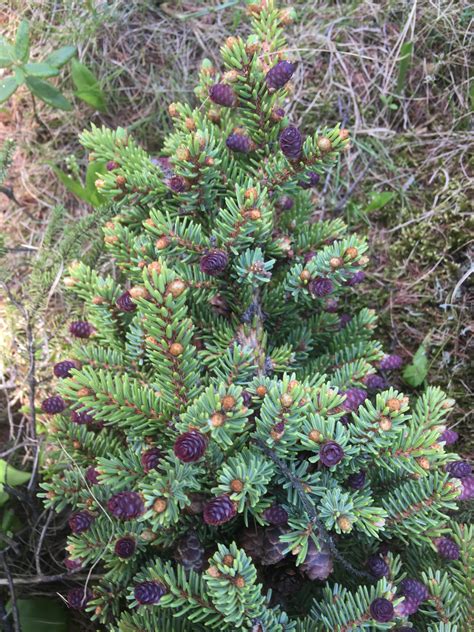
[0,0,472,626]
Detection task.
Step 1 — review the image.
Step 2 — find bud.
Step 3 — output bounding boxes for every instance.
[317,137,332,152]
[256,385,267,397]
[230,479,244,492]
[168,103,179,117]
[309,429,322,442]
[222,395,236,411]
[330,257,344,269]
[169,343,184,357]
[92,295,104,305]
[279,7,296,24]
[359,256,370,265]
[77,387,91,397]
[208,109,220,123]
[63,276,76,287]
[280,393,293,408]
[104,234,118,244]
[223,554,234,566]
[225,36,238,49]
[155,236,169,250]
[338,516,352,532]
[115,175,126,187]
[176,146,191,161]
[247,208,261,220]
[300,270,311,282]
[344,246,358,259]
[417,457,430,470]
[387,398,401,412]
[211,412,225,427]
[207,566,221,578]
[244,187,258,202]
[153,498,167,513]
[129,286,148,300]
[95,178,105,189]
[148,261,162,273]
[234,576,246,589]
[339,128,350,141]
[379,417,392,431]
[441,398,455,409]
[167,279,186,297]
[185,118,196,131]
[223,70,239,83]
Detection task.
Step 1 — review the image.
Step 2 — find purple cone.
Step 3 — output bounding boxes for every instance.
[41,396,66,415]
[53,360,77,378]
[168,175,187,193]
[85,467,100,484]
[115,536,136,559]
[339,313,352,329]
[346,271,365,286]
[379,354,403,371]
[266,60,296,90]
[69,320,94,338]
[141,447,162,473]
[263,505,288,526]
[370,598,394,623]
[134,580,167,605]
[365,374,386,390]
[342,388,367,412]
[71,409,94,425]
[434,536,460,560]
[277,196,294,210]
[319,441,344,467]
[279,126,303,160]
[108,492,144,520]
[445,460,471,479]
[67,587,93,610]
[226,133,252,153]
[347,470,366,490]
[300,540,333,580]
[116,290,136,312]
[64,557,82,572]
[459,475,474,501]
[203,495,236,526]
[69,511,94,534]
[174,431,207,463]
[399,578,429,602]
[440,428,458,445]
[242,390,252,407]
[298,171,320,189]
[395,595,421,616]
[367,554,389,578]
[209,83,236,107]
[200,250,228,276]
[308,277,333,297]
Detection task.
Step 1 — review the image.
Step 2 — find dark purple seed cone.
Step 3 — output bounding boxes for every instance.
[440,428,458,445]
[325,298,339,313]
[242,390,252,407]
[346,271,365,286]
[277,195,294,210]
[399,578,429,602]
[176,530,205,573]
[300,540,333,580]
[108,492,144,520]
[85,467,100,484]
[41,396,66,415]
[263,505,288,526]
[266,60,296,90]
[342,387,367,412]
[298,171,320,189]
[64,556,82,571]
[367,554,389,578]
[308,277,333,297]
[69,511,94,534]
[434,536,460,560]
[114,536,136,559]
[279,125,303,160]
[304,250,316,264]
[141,447,162,473]
[365,374,386,390]
[209,83,236,107]
[168,175,187,193]
[395,596,420,616]
[379,354,403,371]
[226,132,252,153]
[445,460,472,479]
[71,409,94,425]
[116,290,136,312]
[203,495,236,526]
[67,587,93,610]
[370,598,394,623]
[53,360,77,378]
[261,527,288,566]
[134,581,167,605]
[319,441,344,467]
[347,470,366,490]
[106,160,119,171]
[200,250,228,276]
[174,431,207,463]
[272,106,285,120]
[459,475,474,500]
[339,313,352,329]
[69,320,94,338]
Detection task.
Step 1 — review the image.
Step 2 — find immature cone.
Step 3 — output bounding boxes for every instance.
[370,598,394,623]
[107,492,144,520]
[203,495,236,526]
[114,536,136,559]
[265,60,296,89]
[379,354,403,370]
[261,527,288,566]
[367,554,389,578]
[85,466,100,484]
[209,83,236,107]
[134,581,167,605]
[319,441,344,467]
[434,536,460,560]
[176,531,205,573]
[347,470,366,490]
[398,578,429,603]
[116,290,136,312]
[346,271,365,286]
[342,387,367,412]
[308,277,333,297]
[69,320,95,339]
[263,505,288,526]
[279,125,303,160]
[200,250,228,276]
[69,511,94,534]
[41,396,66,415]
[71,409,95,425]
[174,431,207,462]
[167,175,187,193]
[365,374,386,391]
[226,132,253,153]
[53,360,77,378]
[298,171,320,189]
[141,447,162,473]
[300,540,333,580]
[458,475,474,500]
[445,460,471,479]
[67,587,93,610]
[440,428,458,445]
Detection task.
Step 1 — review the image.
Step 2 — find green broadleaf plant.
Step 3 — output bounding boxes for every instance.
[403,340,429,387]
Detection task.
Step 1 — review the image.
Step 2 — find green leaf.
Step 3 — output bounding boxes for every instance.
[71,59,106,112]
[51,165,90,202]
[44,45,76,68]
[25,77,72,111]
[14,20,30,62]
[0,76,18,103]
[23,62,59,78]
[396,41,414,95]
[364,191,395,214]
[0,37,15,68]
[84,160,107,206]
[15,66,26,85]
[403,343,429,387]
[0,459,31,506]
[16,598,68,632]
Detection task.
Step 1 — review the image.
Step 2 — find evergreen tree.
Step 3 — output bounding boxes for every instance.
[40,2,472,630]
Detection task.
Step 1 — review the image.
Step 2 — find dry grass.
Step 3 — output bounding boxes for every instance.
[0,0,472,615]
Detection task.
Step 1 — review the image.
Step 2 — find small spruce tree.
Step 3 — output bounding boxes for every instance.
[40,2,473,630]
